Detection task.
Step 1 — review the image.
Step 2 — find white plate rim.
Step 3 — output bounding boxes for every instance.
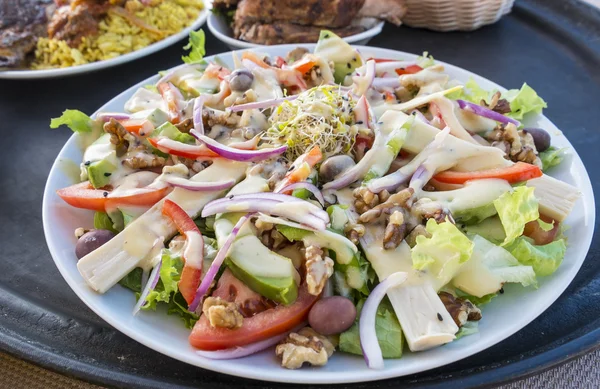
[0,1,209,80]
[42,44,596,384]
[206,12,385,50]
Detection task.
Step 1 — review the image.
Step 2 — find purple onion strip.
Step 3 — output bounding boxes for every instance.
[456,99,520,126]
[276,182,325,206]
[133,259,162,315]
[96,112,131,122]
[228,95,299,112]
[359,272,408,369]
[193,96,206,135]
[191,131,287,162]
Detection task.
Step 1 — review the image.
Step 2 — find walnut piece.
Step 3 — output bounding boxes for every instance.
[438,292,482,327]
[405,224,431,248]
[276,327,335,369]
[487,123,542,168]
[383,210,407,250]
[202,296,243,329]
[304,246,334,296]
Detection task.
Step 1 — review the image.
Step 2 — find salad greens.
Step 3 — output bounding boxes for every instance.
[493,186,539,246]
[50,109,95,133]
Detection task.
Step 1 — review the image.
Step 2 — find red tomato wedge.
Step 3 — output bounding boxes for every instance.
[147,137,219,159]
[190,274,319,350]
[162,200,203,306]
[158,82,182,124]
[433,162,543,185]
[119,118,154,136]
[274,146,323,193]
[524,214,560,246]
[395,65,423,75]
[291,57,317,74]
[57,181,169,212]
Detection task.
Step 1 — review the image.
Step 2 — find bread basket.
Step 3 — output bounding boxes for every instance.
[402,0,515,31]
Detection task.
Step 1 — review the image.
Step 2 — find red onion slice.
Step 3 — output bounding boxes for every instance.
[276,182,325,206]
[163,176,236,192]
[228,95,299,112]
[193,96,206,135]
[188,214,253,312]
[360,272,408,369]
[191,131,287,162]
[456,99,520,126]
[133,259,162,315]
[196,322,306,360]
[96,112,131,122]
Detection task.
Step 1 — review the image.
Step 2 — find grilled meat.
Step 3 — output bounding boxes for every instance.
[236,22,365,45]
[0,0,55,69]
[48,2,110,47]
[233,0,365,29]
[358,0,406,26]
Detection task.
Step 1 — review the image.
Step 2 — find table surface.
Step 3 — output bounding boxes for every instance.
[1,1,600,388]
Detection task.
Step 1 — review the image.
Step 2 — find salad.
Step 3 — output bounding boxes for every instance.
[51,30,580,370]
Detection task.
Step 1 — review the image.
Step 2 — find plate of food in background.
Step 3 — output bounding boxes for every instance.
[207,0,406,49]
[0,0,208,79]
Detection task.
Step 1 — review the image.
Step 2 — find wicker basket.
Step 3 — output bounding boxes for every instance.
[402,0,515,31]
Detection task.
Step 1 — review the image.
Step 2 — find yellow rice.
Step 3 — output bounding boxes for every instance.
[32,0,204,69]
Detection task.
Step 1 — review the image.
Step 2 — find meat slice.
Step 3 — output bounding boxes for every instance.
[0,0,54,69]
[236,22,365,45]
[234,0,365,29]
[48,2,109,47]
[357,0,407,26]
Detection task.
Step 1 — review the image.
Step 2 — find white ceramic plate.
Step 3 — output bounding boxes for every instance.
[43,45,595,384]
[207,12,384,51]
[0,3,209,80]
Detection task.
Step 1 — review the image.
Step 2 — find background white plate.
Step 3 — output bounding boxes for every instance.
[207,12,385,51]
[43,45,595,384]
[0,2,208,80]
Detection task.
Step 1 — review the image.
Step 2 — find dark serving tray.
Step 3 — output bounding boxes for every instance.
[1,0,599,388]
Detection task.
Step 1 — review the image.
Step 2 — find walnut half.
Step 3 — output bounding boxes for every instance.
[304,246,334,296]
[276,327,335,369]
[438,292,482,327]
[202,296,243,329]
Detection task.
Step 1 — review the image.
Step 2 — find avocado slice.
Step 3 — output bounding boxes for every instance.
[136,108,169,128]
[225,235,298,305]
[150,122,195,144]
[315,30,362,84]
[83,133,117,189]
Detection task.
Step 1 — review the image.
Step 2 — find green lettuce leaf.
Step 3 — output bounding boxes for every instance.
[456,78,495,103]
[537,218,555,232]
[143,250,184,310]
[455,289,497,306]
[539,147,566,171]
[326,204,349,234]
[416,51,435,68]
[412,219,474,289]
[182,29,206,64]
[493,186,539,246]
[455,321,479,340]
[118,268,143,293]
[505,237,566,277]
[50,109,95,133]
[168,291,199,329]
[339,299,404,358]
[504,83,547,120]
[93,211,118,233]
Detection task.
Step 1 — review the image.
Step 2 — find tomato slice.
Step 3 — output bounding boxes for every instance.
[274,146,323,193]
[147,137,219,159]
[119,118,154,136]
[162,199,203,305]
[158,82,182,124]
[395,65,423,75]
[189,271,319,350]
[291,56,317,75]
[524,214,560,245]
[57,181,169,212]
[433,162,543,185]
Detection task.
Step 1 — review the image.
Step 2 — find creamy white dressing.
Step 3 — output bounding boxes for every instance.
[183,231,204,269]
[252,67,283,101]
[431,97,476,143]
[238,109,268,131]
[421,179,511,213]
[124,88,165,113]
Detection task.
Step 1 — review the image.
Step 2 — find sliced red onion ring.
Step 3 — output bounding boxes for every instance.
[193,96,206,135]
[163,176,236,192]
[371,77,401,90]
[133,259,162,315]
[277,182,325,206]
[409,165,432,192]
[196,322,306,360]
[456,99,520,126]
[188,214,253,312]
[154,137,213,155]
[360,271,408,369]
[228,95,299,112]
[96,112,131,122]
[191,131,287,162]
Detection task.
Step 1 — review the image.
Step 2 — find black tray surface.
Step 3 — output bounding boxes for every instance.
[1,0,599,388]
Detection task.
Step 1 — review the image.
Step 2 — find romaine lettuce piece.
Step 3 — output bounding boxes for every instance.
[182,29,206,64]
[339,299,404,359]
[504,83,547,120]
[50,109,95,133]
[493,186,539,246]
[539,147,566,171]
[452,235,537,297]
[505,237,566,277]
[143,249,183,310]
[411,219,474,290]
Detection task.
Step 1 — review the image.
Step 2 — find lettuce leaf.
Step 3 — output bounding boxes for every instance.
[493,186,539,246]
[118,267,143,292]
[539,147,566,171]
[143,250,183,310]
[455,289,497,306]
[339,299,404,358]
[417,51,435,68]
[412,219,474,289]
[182,29,206,64]
[168,291,199,329]
[505,237,566,277]
[455,321,479,340]
[50,109,95,133]
[93,211,118,233]
[504,83,547,120]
